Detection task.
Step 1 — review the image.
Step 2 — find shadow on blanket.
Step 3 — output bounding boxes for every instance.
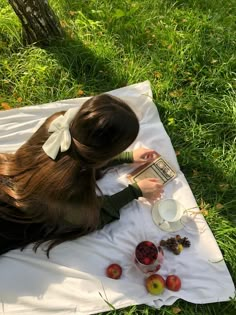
[0,208,66,303]
[0,250,65,304]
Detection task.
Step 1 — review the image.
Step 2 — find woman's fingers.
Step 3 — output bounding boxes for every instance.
[133,148,159,162]
[137,178,164,200]
[142,150,158,160]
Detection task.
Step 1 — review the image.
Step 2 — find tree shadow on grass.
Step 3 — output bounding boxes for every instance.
[51,1,236,221]
[53,1,235,211]
[44,37,128,95]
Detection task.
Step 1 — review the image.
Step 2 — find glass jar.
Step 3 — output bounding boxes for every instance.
[134,241,164,274]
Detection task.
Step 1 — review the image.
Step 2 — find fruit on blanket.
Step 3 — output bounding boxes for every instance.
[166,275,181,291]
[178,236,191,248]
[160,235,191,255]
[173,244,183,255]
[145,274,165,295]
[135,241,158,265]
[160,237,178,253]
[106,264,122,279]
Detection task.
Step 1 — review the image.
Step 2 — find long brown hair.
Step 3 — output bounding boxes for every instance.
[0,94,139,256]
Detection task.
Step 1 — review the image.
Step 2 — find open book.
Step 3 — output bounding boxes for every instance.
[127,155,177,185]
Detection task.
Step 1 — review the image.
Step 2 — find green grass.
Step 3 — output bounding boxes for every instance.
[0,0,236,314]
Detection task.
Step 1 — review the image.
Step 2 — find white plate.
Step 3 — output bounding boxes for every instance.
[151,202,185,232]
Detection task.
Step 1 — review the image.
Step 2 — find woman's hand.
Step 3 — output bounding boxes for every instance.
[137,178,164,200]
[133,148,159,163]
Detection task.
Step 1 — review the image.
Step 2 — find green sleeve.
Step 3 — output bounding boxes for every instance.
[63,181,142,227]
[98,183,142,229]
[105,151,133,167]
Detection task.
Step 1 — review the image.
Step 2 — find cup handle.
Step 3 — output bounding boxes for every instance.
[159,219,170,229]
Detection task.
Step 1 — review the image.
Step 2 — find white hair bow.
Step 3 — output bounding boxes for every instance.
[42,107,80,160]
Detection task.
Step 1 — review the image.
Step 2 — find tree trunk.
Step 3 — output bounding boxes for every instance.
[8,0,64,46]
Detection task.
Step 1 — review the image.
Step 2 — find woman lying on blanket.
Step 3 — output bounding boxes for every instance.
[0,94,163,257]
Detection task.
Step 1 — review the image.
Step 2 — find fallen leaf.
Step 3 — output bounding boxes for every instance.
[1,102,11,110]
[168,44,173,50]
[199,198,210,216]
[183,103,193,110]
[167,117,175,126]
[77,89,84,96]
[172,307,182,314]
[199,198,206,209]
[182,19,187,22]
[192,169,199,176]
[216,203,223,210]
[175,150,180,156]
[69,11,76,16]
[211,59,218,64]
[154,71,162,79]
[17,97,23,102]
[218,183,229,191]
[201,209,209,216]
[169,89,183,98]
[67,31,75,39]
[60,20,68,28]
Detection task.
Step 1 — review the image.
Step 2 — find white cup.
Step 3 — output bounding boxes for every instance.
[153,199,185,231]
[158,199,185,222]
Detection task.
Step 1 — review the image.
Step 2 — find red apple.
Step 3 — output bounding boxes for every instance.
[166,275,181,291]
[145,274,165,295]
[106,264,122,279]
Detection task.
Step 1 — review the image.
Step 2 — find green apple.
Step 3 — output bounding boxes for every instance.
[145,274,165,295]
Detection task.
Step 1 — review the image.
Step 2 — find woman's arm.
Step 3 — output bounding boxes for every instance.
[98,183,142,228]
[63,183,142,227]
[104,148,159,168]
[104,151,133,167]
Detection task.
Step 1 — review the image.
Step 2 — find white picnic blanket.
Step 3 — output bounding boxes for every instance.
[0,81,234,314]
